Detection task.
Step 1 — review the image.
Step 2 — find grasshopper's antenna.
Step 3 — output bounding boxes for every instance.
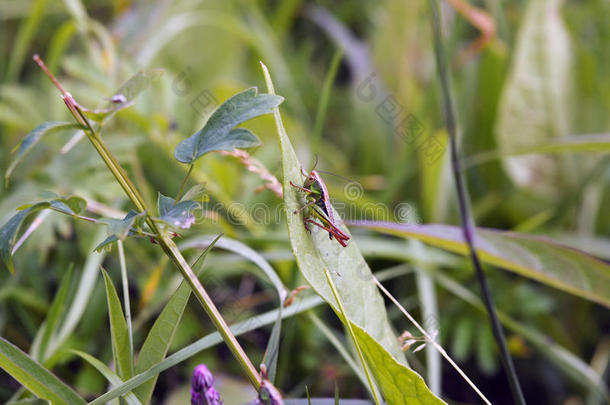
[315,170,355,184]
[311,154,319,171]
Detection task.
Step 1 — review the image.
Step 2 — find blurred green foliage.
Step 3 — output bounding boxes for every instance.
[0,0,609,404]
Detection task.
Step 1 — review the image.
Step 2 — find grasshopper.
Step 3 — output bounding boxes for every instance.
[290,167,350,247]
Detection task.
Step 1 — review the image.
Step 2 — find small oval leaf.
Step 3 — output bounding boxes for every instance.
[174,87,283,164]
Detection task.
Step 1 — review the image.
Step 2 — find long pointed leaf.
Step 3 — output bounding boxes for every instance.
[0,337,86,405]
[350,221,610,307]
[102,269,134,380]
[70,350,141,405]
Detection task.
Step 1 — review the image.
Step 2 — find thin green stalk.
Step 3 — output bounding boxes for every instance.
[174,164,194,204]
[34,56,261,390]
[312,47,343,157]
[324,269,381,405]
[426,1,526,404]
[117,241,133,365]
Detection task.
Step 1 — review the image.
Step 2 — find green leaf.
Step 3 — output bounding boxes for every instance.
[95,211,146,252]
[133,235,221,404]
[0,202,50,274]
[155,193,199,229]
[0,337,86,405]
[81,69,164,123]
[70,350,141,405]
[174,87,283,163]
[5,122,81,184]
[100,211,144,240]
[350,221,610,308]
[0,196,88,273]
[48,196,87,216]
[101,269,134,380]
[261,63,445,405]
[94,235,119,253]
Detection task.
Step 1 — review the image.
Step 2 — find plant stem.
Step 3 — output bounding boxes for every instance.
[427,1,526,404]
[34,55,261,390]
[174,164,194,204]
[117,240,134,366]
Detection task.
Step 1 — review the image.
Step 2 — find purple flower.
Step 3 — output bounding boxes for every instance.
[192,364,215,391]
[191,364,223,405]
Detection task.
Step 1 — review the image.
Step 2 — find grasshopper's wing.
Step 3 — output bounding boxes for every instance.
[312,170,334,224]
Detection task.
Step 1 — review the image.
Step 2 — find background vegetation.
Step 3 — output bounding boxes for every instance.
[0,0,609,404]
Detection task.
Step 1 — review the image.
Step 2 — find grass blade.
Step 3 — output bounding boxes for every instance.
[0,337,86,405]
[101,268,134,380]
[70,350,141,405]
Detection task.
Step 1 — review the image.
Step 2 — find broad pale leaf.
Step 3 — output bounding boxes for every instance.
[261,63,445,405]
[495,0,572,197]
[174,87,283,163]
[350,221,610,308]
[0,337,86,405]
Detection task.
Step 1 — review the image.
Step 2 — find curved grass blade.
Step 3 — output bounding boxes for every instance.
[0,337,86,405]
[260,62,445,405]
[70,350,141,405]
[5,122,81,184]
[349,221,610,308]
